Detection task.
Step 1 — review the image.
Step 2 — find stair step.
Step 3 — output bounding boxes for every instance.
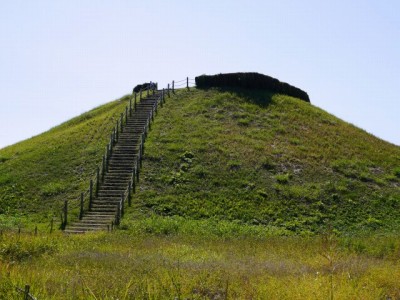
[70,222,111,227]
[65,226,105,232]
[85,212,116,217]
[80,218,114,223]
[66,93,163,233]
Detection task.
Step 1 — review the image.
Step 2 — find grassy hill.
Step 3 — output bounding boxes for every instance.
[1,86,400,298]
[133,88,400,234]
[0,95,131,225]
[0,88,399,234]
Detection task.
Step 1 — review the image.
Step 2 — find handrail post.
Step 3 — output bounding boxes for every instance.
[102,155,106,180]
[128,180,132,207]
[120,113,123,133]
[161,89,164,106]
[129,98,132,116]
[147,87,149,97]
[140,90,142,101]
[125,106,129,123]
[137,160,140,182]
[187,77,189,89]
[116,203,120,225]
[138,142,142,170]
[121,193,124,217]
[134,93,137,111]
[140,133,144,168]
[106,145,110,171]
[24,285,30,300]
[79,192,84,220]
[96,167,100,197]
[133,167,136,192]
[116,122,119,141]
[89,179,93,209]
[172,80,174,93]
[107,141,112,163]
[167,84,170,97]
[63,200,68,229]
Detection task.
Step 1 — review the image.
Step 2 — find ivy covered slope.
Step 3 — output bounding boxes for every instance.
[0,95,131,220]
[136,88,400,234]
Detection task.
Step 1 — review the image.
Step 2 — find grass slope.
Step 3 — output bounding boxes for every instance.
[0,88,399,234]
[0,94,131,225]
[1,231,400,299]
[1,88,400,298]
[132,88,400,234]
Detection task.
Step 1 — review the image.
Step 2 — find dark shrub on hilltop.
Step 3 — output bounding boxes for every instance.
[195,72,310,103]
[133,83,151,93]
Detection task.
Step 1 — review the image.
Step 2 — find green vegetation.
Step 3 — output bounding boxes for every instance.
[0,230,400,299]
[134,88,400,234]
[0,95,131,226]
[1,88,399,234]
[1,86,400,298]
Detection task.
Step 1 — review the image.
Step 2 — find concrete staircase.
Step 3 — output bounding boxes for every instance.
[64,91,162,233]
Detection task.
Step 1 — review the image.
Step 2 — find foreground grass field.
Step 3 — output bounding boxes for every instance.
[1,228,400,299]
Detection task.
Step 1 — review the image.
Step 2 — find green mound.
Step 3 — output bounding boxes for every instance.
[0,95,130,222]
[135,88,400,234]
[1,88,399,234]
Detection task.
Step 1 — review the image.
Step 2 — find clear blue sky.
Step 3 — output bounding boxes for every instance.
[1,1,399,148]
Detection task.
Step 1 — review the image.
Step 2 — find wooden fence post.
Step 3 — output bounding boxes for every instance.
[89,180,93,209]
[128,181,132,207]
[121,193,125,216]
[138,141,143,169]
[125,106,129,123]
[120,113,123,133]
[102,155,106,180]
[167,84,170,97]
[187,77,189,89]
[96,166,100,197]
[136,158,140,182]
[79,192,84,220]
[147,87,149,97]
[106,143,110,169]
[116,121,119,140]
[132,167,136,192]
[129,98,132,116]
[116,204,120,225]
[50,218,53,234]
[63,200,68,229]
[140,90,142,101]
[134,93,137,111]
[24,285,30,300]
[172,80,175,93]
